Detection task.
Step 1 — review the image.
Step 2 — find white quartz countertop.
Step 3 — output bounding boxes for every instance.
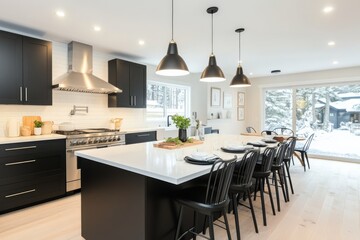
[0,134,66,144]
[76,134,275,185]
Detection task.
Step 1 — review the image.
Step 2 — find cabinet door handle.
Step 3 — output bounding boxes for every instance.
[134,96,137,106]
[131,96,134,106]
[25,87,28,102]
[5,146,37,151]
[137,133,150,137]
[5,159,36,166]
[5,189,36,198]
[20,87,23,101]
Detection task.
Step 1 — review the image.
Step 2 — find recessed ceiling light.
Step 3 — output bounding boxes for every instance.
[94,26,101,32]
[56,10,65,17]
[333,60,339,65]
[328,41,335,46]
[138,40,145,46]
[323,6,334,13]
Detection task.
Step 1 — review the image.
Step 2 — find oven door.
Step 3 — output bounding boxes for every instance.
[66,149,82,192]
[66,143,125,192]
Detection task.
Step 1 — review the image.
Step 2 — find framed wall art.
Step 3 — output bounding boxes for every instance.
[210,87,221,107]
[223,93,233,109]
[237,107,245,121]
[237,92,245,106]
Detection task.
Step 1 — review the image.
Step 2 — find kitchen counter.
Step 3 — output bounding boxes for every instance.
[0,134,66,144]
[76,134,262,185]
[77,134,270,240]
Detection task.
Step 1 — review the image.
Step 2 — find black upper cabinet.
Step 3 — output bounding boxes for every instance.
[22,36,52,105]
[0,30,52,105]
[108,59,146,108]
[0,31,22,104]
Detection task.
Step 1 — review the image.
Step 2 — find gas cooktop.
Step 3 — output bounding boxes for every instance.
[55,128,119,135]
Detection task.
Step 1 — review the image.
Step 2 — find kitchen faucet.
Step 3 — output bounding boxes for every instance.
[167,115,173,127]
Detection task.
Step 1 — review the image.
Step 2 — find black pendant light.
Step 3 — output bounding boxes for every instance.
[156,0,189,76]
[200,7,226,82]
[230,28,251,87]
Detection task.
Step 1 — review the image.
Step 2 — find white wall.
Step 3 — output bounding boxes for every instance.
[245,66,360,132]
[206,80,247,134]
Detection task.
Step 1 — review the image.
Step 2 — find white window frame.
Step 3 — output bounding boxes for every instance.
[146,81,191,122]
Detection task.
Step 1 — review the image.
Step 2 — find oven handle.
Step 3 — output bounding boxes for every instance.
[67,143,125,152]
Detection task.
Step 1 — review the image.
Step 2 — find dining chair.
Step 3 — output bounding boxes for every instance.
[229,150,259,240]
[283,137,297,196]
[294,133,315,171]
[175,158,237,240]
[271,143,289,211]
[261,130,278,136]
[246,127,257,133]
[252,147,277,226]
[273,127,294,136]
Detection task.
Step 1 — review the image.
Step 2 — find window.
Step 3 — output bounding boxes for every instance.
[263,84,360,160]
[264,88,293,130]
[146,81,190,119]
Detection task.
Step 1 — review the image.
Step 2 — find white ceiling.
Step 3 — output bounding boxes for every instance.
[1,0,359,78]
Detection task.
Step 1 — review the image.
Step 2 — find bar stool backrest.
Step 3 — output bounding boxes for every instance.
[233,150,259,186]
[284,137,297,159]
[258,147,277,173]
[261,130,278,136]
[274,143,287,166]
[205,158,237,205]
[302,133,315,151]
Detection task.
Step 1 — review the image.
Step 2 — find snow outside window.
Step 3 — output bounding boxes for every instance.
[146,81,190,119]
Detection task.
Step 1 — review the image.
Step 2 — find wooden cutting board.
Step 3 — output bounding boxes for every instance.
[22,116,41,135]
[154,140,203,150]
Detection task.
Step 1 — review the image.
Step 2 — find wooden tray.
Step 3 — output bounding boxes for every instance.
[154,140,204,150]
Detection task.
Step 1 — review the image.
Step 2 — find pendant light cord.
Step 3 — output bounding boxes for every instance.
[171,0,174,41]
[238,32,241,65]
[211,12,214,55]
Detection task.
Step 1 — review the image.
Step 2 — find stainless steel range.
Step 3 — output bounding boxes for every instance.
[55,128,125,192]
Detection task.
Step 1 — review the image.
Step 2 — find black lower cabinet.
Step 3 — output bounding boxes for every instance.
[125,131,157,145]
[0,139,66,213]
[0,173,65,212]
[80,158,209,240]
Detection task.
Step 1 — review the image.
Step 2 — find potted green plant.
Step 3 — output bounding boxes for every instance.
[171,114,191,142]
[34,120,44,135]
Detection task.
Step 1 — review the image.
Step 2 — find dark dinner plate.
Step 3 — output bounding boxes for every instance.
[261,139,278,144]
[247,142,268,148]
[220,147,246,154]
[184,156,219,165]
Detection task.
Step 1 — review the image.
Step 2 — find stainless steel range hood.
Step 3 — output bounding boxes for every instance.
[52,41,121,94]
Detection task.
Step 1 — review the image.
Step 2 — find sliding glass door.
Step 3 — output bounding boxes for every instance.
[264,84,360,160]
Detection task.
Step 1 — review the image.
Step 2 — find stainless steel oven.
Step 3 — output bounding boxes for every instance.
[56,129,125,192]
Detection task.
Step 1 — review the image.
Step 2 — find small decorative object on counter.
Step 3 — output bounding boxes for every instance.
[111,118,123,130]
[20,126,31,136]
[5,118,20,137]
[171,114,191,142]
[34,120,44,135]
[195,120,205,141]
[41,121,53,135]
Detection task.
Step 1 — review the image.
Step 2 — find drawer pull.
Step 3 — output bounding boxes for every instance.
[5,146,37,151]
[5,189,36,198]
[5,160,36,166]
[137,134,150,137]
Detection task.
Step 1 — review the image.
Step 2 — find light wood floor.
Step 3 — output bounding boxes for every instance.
[0,158,359,240]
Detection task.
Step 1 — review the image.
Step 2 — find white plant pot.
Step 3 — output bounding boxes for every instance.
[34,127,42,136]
